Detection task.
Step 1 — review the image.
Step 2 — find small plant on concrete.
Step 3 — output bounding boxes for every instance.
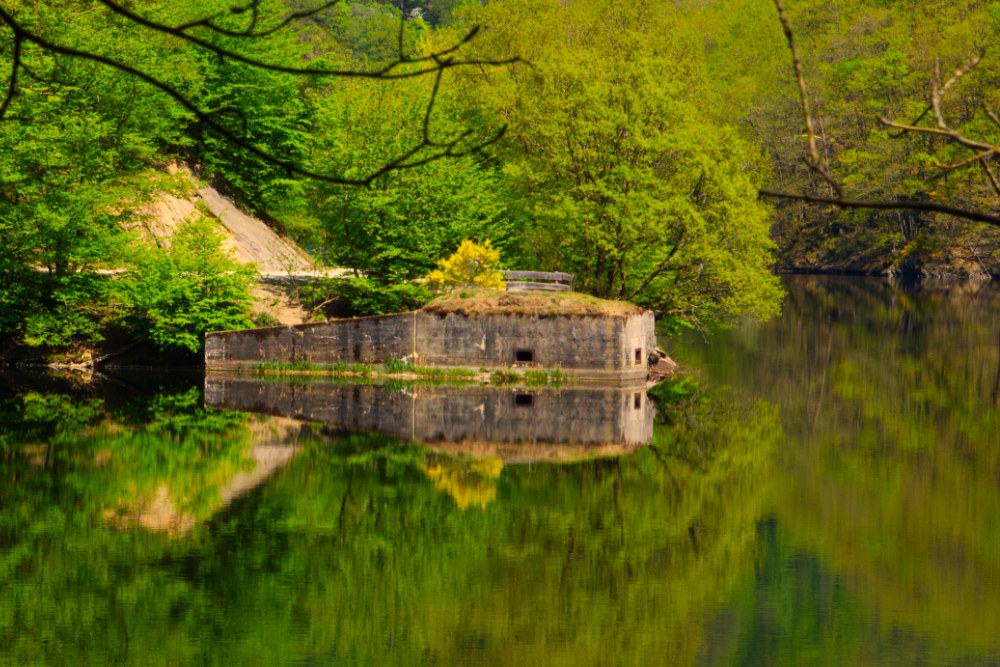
[424,240,506,291]
[490,369,521,383]
[385,357,416,373]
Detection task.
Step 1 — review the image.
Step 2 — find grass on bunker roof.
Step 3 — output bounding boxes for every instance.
[423,288,646,316]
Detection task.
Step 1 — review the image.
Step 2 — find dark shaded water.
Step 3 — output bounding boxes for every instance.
[1,276,999,666]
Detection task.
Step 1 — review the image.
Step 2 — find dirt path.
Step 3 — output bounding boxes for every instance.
[198,186,314,273]
[140,165,349,324]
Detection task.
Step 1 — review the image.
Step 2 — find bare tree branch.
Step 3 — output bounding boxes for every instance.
[887,104,931,138]
[980,157,1000,199]
[397,0,408,60]
[876,116,984,143]
[876,53,998,155]
[932,150,994,171]
[760,189,1000,227]
[984,104,1000,131]
[0,1,521,187]
[93,1,514,80]
[876,50,1000,204]
[931,51,985,126]
[771,0,842,199]
[175,1,342,38]
[765,1,999,227]
[624,228,686,300]
[0,33,20,121]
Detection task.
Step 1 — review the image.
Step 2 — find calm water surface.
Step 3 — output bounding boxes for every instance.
[1,276,998,666]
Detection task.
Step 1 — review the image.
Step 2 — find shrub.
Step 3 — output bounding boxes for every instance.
[301,277,431,317]
[424,240,505,291]
[120,218,257,353]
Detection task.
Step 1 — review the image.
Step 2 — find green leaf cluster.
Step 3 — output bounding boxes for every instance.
[303,76,516,285]
[424,239,506,291]
[451,0,783,327]
[689,0,1000,274]
[120,218,257,352]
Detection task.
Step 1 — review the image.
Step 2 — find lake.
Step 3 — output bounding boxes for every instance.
[1,275,998,666]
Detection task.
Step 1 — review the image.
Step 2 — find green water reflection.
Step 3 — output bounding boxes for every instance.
[2,276,1000,665]
[676,276,1000,666]
[0,373,775,665]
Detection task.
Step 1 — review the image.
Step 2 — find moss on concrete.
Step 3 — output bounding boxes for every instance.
[423,289,645,317]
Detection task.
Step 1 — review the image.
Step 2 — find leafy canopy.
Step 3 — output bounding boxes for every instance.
[452,0,783,328]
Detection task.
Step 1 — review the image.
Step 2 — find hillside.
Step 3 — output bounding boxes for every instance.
[139,165,346,326]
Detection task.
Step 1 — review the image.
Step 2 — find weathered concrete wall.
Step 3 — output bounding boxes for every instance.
[205,312,416,369]
[205,376,654,454]
[414,311,622,371]
[620,311,657,369]
[206,310,653,381]
[620,387,654,446]
[409,383,652,446]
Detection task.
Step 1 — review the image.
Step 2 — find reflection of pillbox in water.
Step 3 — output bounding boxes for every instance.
[205,378,654,455]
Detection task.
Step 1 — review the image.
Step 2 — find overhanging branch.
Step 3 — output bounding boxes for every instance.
[0,1,521,187]
[765,1,998,228]
[760,190,1000,227]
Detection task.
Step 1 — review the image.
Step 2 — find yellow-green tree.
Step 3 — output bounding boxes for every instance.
[450,0,783,328]
[424,239,506,291]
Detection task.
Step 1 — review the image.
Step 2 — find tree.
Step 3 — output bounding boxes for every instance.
[121,217,258,353]
[756,0,1000,271]
[674,0,1000,274]
[304,76,515,284]
[0,1,197,345]
[0,0,518,349]
[453,0,782,328]
[0,1,517,185]
[423,239,505,291]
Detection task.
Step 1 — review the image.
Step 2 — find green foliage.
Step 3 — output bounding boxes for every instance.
[1,0,813,355]
[489,368,521,383]
[19,274,117,347]
[303,77,516,285]
[0,0,204,348]
[522,368,567,385]
[384,357,416,373]
[456,0,782,328]
[191,20,316,218]
[288,0,419,63]
[0,369,780,665]
[253,311,283,328]
[691,0,1000,274]
[120,218,257,352]
[301,276,432,317]
[675,276,1000,652]
[648,374,704,408]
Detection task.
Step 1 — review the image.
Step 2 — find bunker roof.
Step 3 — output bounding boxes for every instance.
[423,289,647,317]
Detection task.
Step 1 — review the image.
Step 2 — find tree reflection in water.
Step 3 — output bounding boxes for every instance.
[678,276,1000,665]
[0,371,777,666]
[7,276,999,666]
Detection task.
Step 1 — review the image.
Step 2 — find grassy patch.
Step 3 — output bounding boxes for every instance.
[424,289,645,317]
[489,369,522,383]
[243,359,373,376]
[523,368,568,385]
[242,358,478,380]
[240,358,568,385]
[384,357,415,373]
[411,366,478,379]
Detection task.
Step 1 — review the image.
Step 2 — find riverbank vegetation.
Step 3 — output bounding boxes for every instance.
[694,0,1000,275]
[2,0,997,360]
